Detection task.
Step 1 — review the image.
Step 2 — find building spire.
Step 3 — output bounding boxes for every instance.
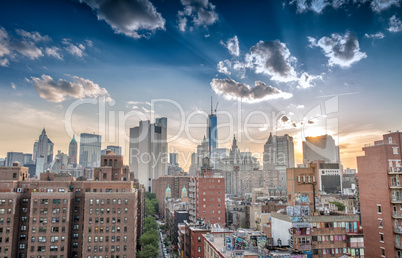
[210,96,213,115]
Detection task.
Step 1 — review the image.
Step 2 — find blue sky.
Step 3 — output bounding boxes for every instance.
[1,0,402,169]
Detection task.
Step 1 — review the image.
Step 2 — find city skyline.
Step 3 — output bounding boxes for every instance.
[1,0,402,170]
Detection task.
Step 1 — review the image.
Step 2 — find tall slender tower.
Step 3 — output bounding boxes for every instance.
[207,98,218,160]
[68,134,78,167]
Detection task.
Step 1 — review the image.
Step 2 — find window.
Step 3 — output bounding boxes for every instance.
[379,219,383,228]
[394,147,399,155]
[197,236,201,242]
[389,137,393,144]
[378,205,382,214]
[381,247,385,256]
[198,246,201,252]
[380,233,384,242]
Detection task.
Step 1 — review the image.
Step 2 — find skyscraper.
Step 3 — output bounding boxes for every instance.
[6,152,24,166]
[79,133,101,168]
[263,133,295,188]
[33,128,54,165]
[207,100,218,159]
[68,134,78,167]
[303,134,339,165]
[129,117,168,192]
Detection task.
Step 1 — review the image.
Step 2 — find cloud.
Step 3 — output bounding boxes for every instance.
[80,0,165,39]
[308,31,367,68]
[388,15,402,32]
[232,61,246,79]
[221,36,240,56]
[217,60,231,75]
[298,72,323,88]
[63,39,86,57]
[290,0,347,13]
[177,0,218,32]
[0,58,9,67]
[364,32,385,39]
[12,41,43,60]
[245,40,298,82]
[370,0,400,12]
[290,0,399,13]
[11,82,16,89]
[16,29,51,42]
[31,74,110,103]
[210,78,292,103]
[297,105,305,109]
[45,47,63,60]
[85,39,94,47]
[281,115,289,122]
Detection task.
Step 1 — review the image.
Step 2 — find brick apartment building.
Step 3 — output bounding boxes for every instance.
[188,158,225,227]
[357,131,402,257]
[0,150,144,258]
[152,175,190,217]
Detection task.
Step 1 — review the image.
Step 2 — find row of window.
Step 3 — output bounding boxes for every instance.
[31,236,65,242]
[0,199,12,205]
[89,208,128,214]
[36,199,67,205]
[84,188,127,193]
[88,235,128,242]
[87,245,127,252]
[27,245,64,252]
[88,217,127,224]
[89,199,129,205]
[312,235,347,242]
[312,248,364,255]
[32,217,65,224]
[88,226,127,233]
[31,226,67,233]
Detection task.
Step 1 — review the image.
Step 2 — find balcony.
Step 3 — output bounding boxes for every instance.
[389,167,402,174]
[394,226,402,234]
[347,242,364,248]
[393,212,402,219]
[311,227,346,235]
[346,228,364,235]
[390,181,402,189]
[391,197,402,204]
[396,241,402,249]
[294,243,312,251]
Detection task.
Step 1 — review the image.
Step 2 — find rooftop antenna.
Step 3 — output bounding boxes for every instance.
[211,96,213,115]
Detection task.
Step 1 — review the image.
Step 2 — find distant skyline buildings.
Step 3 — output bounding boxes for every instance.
[101,145,122,156]
[33,128,54,165]
[129,117,168,192]
[263,133,295,189]
[303,134,340,166]
[79,133,101,168]
[68,134,78,167]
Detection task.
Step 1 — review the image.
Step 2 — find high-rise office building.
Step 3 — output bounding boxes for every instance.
[33,128,54,165]
[6,151,24,166]
[303,134,339,165]
[263,133,295,189]
[129,117,168,192]
[101,145,122,156]
[357,131,402,257]
[68,134,78,167]
[207,101,218,162]
[79,133,101,168]
[170,153,178,166]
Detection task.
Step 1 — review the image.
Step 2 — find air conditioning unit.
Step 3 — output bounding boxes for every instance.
[17,188,22,193]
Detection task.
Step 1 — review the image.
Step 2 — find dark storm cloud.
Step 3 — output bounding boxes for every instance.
[245,40,297,82]
[81,0,165,39]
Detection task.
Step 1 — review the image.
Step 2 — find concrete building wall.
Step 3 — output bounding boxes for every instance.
[271,217,292,246]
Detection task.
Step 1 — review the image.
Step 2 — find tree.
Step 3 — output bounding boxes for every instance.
[329,201,345,211]
[146,192,156,200]
[144,217,158,233]
[150,198,159,214]
[145,198,155,216]
[139,230,159,247]
[137,244,159,258]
